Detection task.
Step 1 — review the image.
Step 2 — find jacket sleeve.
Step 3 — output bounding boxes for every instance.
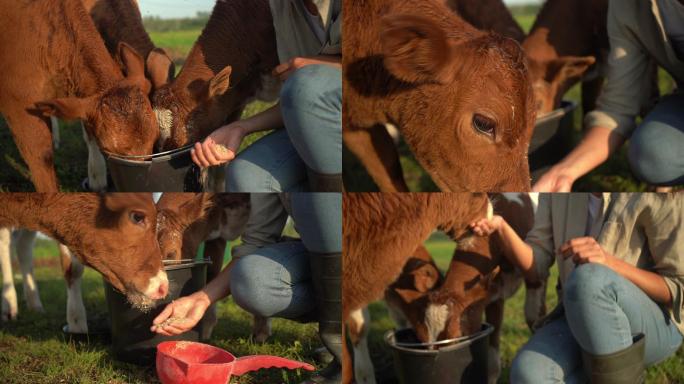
[583,0,655,138]
[525,194,556,281]
[644,195,684,327]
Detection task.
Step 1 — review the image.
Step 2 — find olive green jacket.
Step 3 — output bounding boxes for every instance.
[527,193,684,335]
[584,0,684,137]
[268,0,341,63]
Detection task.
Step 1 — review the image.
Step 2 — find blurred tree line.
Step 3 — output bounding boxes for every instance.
[143,11,210,32]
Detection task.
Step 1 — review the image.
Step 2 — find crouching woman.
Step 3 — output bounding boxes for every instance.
[471,193,684,383]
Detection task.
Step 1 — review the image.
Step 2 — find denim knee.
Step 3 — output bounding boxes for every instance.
[230,256,278,317]
[628,127,673,185]
[280,64,340,113]
[564,263,615,304]
[226,158,265,192]
[510,349,560,384]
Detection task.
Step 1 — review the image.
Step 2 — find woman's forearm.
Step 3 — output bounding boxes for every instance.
[608,257,673,306]
[240,104,283,134]
[496,220,538,282]
[553,126,626,180]
[200,261,237,304]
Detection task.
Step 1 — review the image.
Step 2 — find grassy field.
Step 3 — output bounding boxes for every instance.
[364,233,684,383]
[343,5,679,192]
[0,25,272,192]
[0,238,320,384]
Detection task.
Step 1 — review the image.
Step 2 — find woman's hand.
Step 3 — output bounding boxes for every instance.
[150,291,211,336]
[191,123,246,168]
[559,237,616,267]
[532,166,575,192]
[469,215,505,237]
[272,55,341,81]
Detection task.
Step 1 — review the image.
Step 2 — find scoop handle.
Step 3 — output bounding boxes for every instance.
[232,355,316,376]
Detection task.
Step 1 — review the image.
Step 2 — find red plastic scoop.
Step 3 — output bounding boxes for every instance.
[156,341,315,384]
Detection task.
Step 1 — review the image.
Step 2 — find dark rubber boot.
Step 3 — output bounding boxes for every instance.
[582,333,645,384]
[307,168,342,192]
[302,252,342,384]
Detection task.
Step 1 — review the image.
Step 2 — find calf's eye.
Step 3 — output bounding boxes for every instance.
[129,211,146,226]
[472,114,496,139]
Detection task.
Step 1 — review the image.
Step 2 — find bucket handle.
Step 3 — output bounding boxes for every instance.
[231,355,315,376]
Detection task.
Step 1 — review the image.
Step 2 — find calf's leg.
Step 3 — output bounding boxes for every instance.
[15,229,43,312]
[6,111,58,191]
[343,124,409,192]
[485,298,504,384]
[59,244,87,333]
[349,307,376,384]
[0,228,18,321]
[82,123,108,192]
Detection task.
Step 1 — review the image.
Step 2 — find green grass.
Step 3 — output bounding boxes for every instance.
[364,234,684,383]
[0,238,320,383]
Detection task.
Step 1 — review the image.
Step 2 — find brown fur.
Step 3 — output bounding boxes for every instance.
[445,0,526,43]
[343,0,535,192]
[82,0,175,90]
[522,0,609,115]
[151,0,278,150]
[0,193,163,303]
[0,0,159,191]
[342,193,497,383]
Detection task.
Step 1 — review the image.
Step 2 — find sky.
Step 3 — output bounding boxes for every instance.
[138,0,541,19]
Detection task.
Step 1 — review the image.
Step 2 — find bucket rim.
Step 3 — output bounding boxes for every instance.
[103,144,194,162]
[384,323,494,353]
[535,100,577,123]
[163,258,212,271]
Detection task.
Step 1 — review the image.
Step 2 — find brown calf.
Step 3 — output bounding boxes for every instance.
[150,0,279,151]
[446,0,526,43]
[343,0,535,192]
[0,0,160,192]
[522,0,609,115]
[0,193,168,309]
[156,193,262,340]
[343,193,497,383]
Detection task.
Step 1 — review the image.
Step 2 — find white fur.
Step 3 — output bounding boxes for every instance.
[486,199,494,220]
[143,269,169,300]
[154,108,173,148]
[15,230,43,312]
[0,228,17,321]
[384,123,400,145]
[81,123,108,192]
[425,304,449,343]
[351,308,376,384]
[61,245,88,333]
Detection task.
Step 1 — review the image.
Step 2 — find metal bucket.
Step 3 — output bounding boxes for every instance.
[529,101,576,183]
[104,259,211,365]
[105,145,202,192]
[385,323,494,384]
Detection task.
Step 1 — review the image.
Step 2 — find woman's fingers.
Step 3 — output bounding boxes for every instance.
[201,139,221,165]
[151,302,175,329]
[192,142,210,167]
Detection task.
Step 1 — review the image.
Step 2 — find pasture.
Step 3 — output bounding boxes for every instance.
[0,17,273,192]
[363,232,684,383]
[0,237,320,384]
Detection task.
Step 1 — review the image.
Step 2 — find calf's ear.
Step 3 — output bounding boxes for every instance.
[179,193,215,223]
[208,66,233,99]
[379,14,454,84]
[119,42,152,95]
[146,48,176,90]
[546,56,596,89]
[34,97,94,121]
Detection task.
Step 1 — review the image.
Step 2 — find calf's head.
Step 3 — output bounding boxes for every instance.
[525,55,595,115]
[151,66,233,150]
[379,14,536,191]
[413,235,498,343]
[35,43,159,156]
[81,193,168,309]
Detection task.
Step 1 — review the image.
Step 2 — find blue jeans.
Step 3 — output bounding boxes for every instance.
[226,65,342,192]
[230,193,341,319]
[510,264,682,383]
[628,93,684,186]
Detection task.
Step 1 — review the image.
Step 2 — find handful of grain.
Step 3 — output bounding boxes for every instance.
[214,144,230,157]
[152,316,183,331]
